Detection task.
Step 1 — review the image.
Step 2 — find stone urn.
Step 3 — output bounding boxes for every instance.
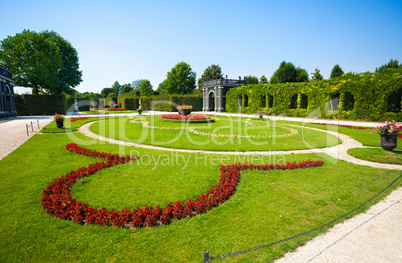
[379,130,398,151]
[179,109,192,116]
[56,119,64,128]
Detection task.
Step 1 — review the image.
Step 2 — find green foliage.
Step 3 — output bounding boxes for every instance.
[15,94,66,115]
[244,75,259,85]
[259,75,268,84]
[226,69,402,121]
[101,87,114,98]
[120,83,133,94]
[0,30,82,95]
[375,59,402,73]
[330,64,344,78]
[111,81,121,95]
[131,79,146,90]
[296,67,310,82]
[270,61,297,84]
[164,62,196,94]
[139,79,153,96]
[311,68,324,81]
[197,64,222,90]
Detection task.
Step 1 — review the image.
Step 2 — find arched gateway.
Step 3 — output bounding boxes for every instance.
[0,66,17,118]
[202,76,245,112]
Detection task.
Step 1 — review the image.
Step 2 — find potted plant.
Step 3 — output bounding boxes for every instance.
[53,113,64,128]
[136,107,142,115]
[257,110,264,118]
[373,120,402,152]
[177,105,192,116]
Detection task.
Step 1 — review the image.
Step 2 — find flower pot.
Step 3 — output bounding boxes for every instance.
[137,110,142,115]
[56,119,64,128]
[379,131,398,151]
[258,113,263,118]
[179,109,192,116]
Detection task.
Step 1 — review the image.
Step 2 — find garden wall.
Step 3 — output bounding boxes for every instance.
[226,69,402,121]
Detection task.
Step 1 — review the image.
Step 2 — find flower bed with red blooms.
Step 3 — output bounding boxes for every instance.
[161,114,213,123]
[42,144,324,229]
[311,123,372,130]
[70,117,91,122]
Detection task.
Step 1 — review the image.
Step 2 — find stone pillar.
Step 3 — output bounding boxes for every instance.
[214,86,218,111]
[202,87,207,111]
[217,86,224,112]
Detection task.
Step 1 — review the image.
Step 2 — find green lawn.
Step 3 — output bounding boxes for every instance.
[88,115,341,151]
[348,148,402,165]
[0,116,401,262]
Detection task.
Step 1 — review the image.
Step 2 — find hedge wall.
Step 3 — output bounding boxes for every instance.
[226,69,402,121]
[15,94,67,116]
[118,93,202,112]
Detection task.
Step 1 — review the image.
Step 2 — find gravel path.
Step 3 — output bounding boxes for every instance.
[0,116,52,160]
[0,113,401,262]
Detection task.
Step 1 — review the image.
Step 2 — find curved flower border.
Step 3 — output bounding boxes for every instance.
[130,119,299,139]
[41,143,324,228]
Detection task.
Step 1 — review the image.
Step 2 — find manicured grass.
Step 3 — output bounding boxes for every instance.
[41,117,102,133]
[83,110,139,114]
[88,115,341,151]
[348,147,402,165]
[0,129,401,262]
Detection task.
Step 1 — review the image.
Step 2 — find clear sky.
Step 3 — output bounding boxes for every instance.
[2,0,402,94]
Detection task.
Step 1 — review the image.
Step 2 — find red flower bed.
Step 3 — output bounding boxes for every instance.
[70,117,91,122]
[311,123,372,129]
[161,114,212,122]
[42,144,324,229]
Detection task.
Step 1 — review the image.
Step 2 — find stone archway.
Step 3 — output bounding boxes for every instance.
[208,91,215,111]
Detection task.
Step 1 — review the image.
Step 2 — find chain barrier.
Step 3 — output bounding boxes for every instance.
[204,174,402,262]
[26,119,40,136]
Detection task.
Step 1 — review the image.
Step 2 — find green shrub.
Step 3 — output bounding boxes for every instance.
[15,94,66,115]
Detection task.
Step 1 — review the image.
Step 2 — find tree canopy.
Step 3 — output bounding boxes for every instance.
[330,64,344,78]
[270,61,309,84]
[259,75,268,84]
[244,75,259,85]
[164,62,196,95]
[197,64,222,90]
[375,59,401,73]
[140,79,153,96]
[311,68,324,81]
[0,29,82,95]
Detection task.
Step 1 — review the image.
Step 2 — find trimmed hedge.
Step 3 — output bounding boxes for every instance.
[226,69,402,121]
[118,93,202,112]
[15,94,67,116]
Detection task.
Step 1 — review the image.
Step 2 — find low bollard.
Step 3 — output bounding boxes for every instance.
[203,251,210,263]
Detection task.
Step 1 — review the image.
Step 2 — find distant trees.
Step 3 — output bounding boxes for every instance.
[197,64,222,90]
[163,62,196,94]
[0,29,82,95]
[311,68,324,81]
[101,87,114,98]
[330,64,344,78]
[120,83,133,94]
[270,61,309,84]
[375,59,402,73]
[140,80,153,96]
[244,75,259,85]
[259,75,268,84]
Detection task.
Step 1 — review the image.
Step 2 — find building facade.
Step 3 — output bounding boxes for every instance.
[202,77,245,112]
[0,66,17,118]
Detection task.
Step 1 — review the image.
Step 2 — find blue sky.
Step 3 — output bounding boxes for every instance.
[2,0,402,94]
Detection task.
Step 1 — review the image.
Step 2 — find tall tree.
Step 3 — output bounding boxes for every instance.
[164,62,196,94]
[42,30,82,94]
[111,81,121,95]
[259,75,268,84]
[101,87,114,98]
[375,59,402,73]
[330,64,344,78]
[311,68,324,81]
[0,29,82,95]
[296,67,310,82]
[140,79,153,96]
[244,75,259,85]
[270,61,297,84]
[197,64,222,90]
[131,79,146,90]
[120,83,133,94]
